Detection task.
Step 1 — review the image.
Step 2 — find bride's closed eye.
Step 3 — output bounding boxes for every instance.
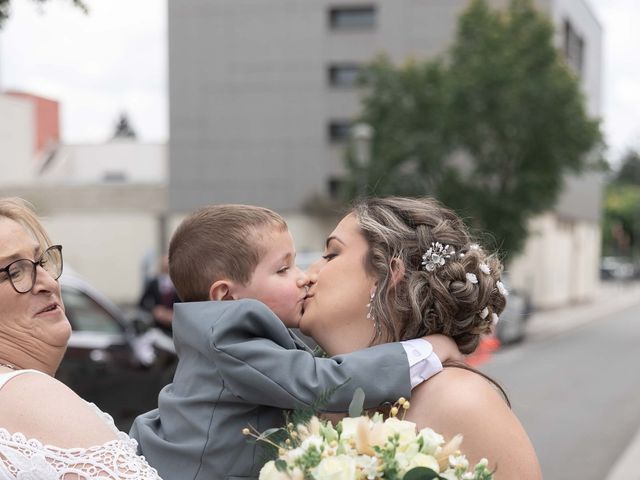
[322,252,338,261]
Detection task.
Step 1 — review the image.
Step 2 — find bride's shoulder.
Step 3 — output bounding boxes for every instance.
[411,366,508,414]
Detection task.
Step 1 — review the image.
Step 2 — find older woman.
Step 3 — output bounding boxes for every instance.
[300,197,542,479]
[0,198,161,479]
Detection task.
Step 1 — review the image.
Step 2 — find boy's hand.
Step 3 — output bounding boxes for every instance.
[423,334,463,363]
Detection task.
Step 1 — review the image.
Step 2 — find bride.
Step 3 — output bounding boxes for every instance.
[300,196,542,479]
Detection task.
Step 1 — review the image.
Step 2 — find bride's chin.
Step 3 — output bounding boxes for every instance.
[298,318,312,336]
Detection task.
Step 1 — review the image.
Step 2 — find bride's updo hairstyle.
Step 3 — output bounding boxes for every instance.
[353,197,506,355]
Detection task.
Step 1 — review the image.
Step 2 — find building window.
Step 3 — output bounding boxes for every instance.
[563,19,584,75]
[328,63,361,87]
[328,120,352,143]
[329,5,376,30]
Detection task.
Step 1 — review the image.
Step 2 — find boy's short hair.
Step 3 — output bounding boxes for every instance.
[169,204,288,302]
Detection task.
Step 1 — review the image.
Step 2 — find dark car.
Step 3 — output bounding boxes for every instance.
[495,275,533,345]
[56,269,177,430]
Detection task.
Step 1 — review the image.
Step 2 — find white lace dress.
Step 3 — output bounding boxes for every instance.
[0,370,162,480]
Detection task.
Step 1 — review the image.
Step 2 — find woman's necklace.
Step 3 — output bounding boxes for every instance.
[0,362,20,371]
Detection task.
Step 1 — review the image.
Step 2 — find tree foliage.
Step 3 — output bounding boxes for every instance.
[0,0,87,28]
[345,0,602,259]
[603,150,640,258]
[615,149,640,185]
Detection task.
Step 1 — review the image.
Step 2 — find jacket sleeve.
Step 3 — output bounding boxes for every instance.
[209,299,411,412]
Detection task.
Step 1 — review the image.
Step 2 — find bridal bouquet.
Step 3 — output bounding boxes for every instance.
[246,396,493,480]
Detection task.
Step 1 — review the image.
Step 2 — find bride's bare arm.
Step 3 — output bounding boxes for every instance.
[404,367,542,480]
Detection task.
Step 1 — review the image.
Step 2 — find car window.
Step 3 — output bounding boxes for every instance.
[62,286,123,334]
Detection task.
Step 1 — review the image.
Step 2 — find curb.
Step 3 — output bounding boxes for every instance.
[606,413,640,479]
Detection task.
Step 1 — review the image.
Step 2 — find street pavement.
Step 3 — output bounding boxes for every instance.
[481,280,640,480]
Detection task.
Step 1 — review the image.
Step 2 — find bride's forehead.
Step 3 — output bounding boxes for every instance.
[332,214,360,235]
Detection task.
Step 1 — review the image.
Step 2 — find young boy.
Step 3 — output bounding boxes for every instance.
[130,205,456,480]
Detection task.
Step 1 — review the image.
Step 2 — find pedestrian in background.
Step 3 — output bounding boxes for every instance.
[139,254,180,335]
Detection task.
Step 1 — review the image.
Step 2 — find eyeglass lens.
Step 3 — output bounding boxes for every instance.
[8,246,63,293]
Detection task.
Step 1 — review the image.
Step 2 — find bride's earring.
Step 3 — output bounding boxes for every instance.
[367,289,382,337]
[366,290,376,320]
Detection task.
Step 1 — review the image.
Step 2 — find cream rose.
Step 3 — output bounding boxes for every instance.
[313,455,357,480]
[259,461,290,480]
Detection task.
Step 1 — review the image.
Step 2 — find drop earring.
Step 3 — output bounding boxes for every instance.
[366,290,375,320]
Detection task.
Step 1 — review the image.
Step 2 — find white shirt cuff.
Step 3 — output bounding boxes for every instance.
[401,339,443,389]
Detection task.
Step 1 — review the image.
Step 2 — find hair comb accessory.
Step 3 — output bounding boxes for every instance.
[466,273,478,284]
[421,242,455,272]
[479,307,489,319]
[479,263,490,275]
[491,313,500,325]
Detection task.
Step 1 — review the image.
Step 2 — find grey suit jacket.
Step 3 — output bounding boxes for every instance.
[130,299,411,480]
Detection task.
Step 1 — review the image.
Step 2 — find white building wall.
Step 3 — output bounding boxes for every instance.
[42,213,158,304]
[0,94,34,185]
[509,213,602,308]
[41,142,167,184]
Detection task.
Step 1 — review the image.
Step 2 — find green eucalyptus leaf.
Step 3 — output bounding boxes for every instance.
[258,427,282,439]
[274,459,288,472]
[348,387,366,418]
[402,467,442,480]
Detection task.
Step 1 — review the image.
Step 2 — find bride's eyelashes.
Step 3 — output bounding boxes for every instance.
[322,252,338,261]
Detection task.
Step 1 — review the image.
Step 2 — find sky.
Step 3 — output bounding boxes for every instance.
[0,0,638,165]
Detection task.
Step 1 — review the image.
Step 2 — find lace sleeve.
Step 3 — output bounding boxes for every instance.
[0,430,162,480]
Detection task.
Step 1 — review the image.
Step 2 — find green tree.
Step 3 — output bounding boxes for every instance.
[615,149,640,185]
[0,0,87,28]
[347,0,602,259]
[603,149,640,258]
[602,184,640,258]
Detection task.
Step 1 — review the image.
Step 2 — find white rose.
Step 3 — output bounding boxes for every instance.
[300,434,324,452]
[382,417,417,446]
[406,453,440,472]
[284,447,304,462]
[339,417,361,441]
[259,461,290,480]
[313,455,357,480]
[417,427,445,454]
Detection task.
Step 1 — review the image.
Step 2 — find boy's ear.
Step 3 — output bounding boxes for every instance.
[209,279,237,301]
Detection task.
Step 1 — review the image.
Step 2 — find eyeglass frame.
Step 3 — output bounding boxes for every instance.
[0,244,64,294]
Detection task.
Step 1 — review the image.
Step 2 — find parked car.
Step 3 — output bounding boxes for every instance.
[600,256,637,281]
[495,275,533,345]
[56,268,177,430]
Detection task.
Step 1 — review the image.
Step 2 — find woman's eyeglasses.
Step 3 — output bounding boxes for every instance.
[0,245,63,294]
